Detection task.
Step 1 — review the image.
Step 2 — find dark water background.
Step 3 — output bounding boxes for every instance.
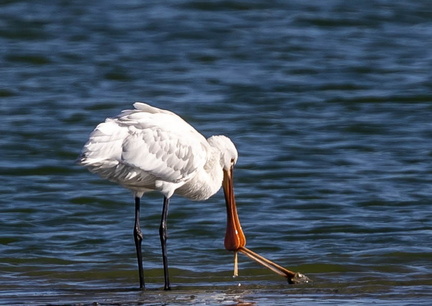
[1,0,432,305]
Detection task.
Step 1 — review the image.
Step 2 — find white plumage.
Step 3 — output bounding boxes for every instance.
[79,102,238,200]
[78,102,310,289]
[78,102,241,290]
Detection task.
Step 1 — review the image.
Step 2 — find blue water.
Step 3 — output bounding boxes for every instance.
[1,0,432,305]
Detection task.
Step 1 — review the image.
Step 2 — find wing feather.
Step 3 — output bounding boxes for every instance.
[79,103,210,195]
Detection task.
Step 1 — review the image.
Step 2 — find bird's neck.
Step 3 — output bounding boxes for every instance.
[176,150,223,201]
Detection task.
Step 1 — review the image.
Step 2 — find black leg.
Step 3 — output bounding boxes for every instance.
[133,196,144,289]
[159,196,171,290]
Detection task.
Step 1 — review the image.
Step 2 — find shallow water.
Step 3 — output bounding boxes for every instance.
[1,0,432,305]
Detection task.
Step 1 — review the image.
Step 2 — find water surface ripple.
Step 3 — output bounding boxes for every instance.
[1,0,431,305]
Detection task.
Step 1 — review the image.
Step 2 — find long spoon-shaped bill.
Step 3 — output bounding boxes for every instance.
[222,167,310,284]
[222,167,246,251]
[222,167,246,276]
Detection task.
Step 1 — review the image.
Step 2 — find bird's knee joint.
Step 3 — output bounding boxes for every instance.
[134,227,143,241]
[159,228,168,241]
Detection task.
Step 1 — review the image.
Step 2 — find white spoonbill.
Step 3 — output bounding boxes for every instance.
[78,102,309,290]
